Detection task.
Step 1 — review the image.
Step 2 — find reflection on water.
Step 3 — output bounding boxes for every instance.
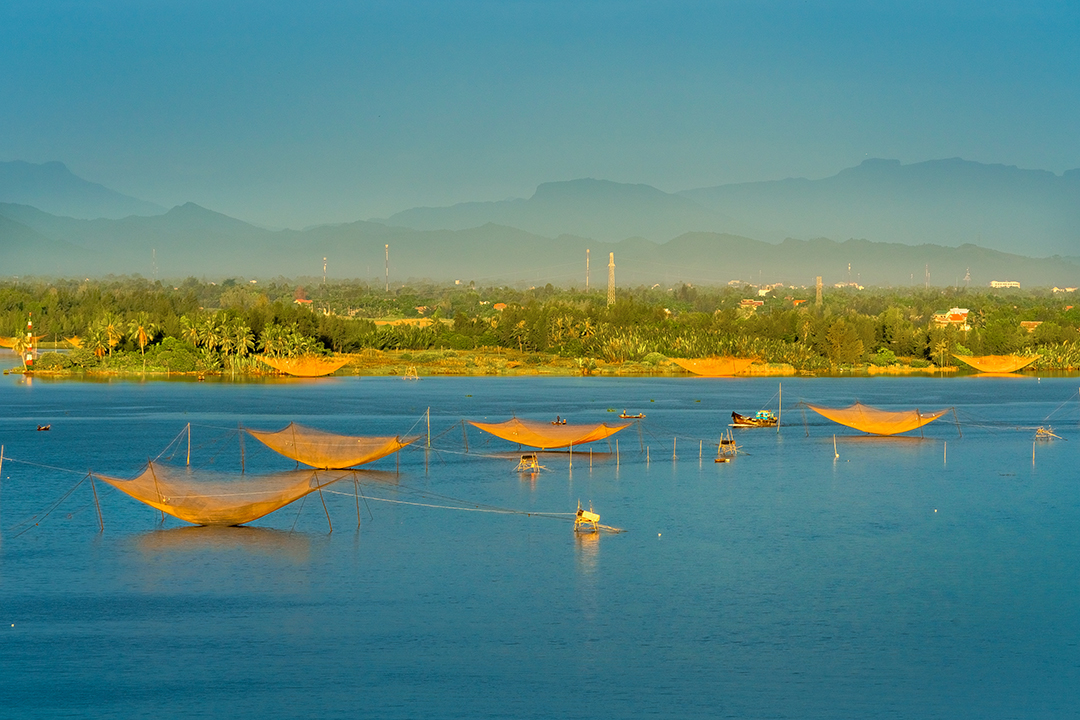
[574,530,600,576]
[134,524,312,561]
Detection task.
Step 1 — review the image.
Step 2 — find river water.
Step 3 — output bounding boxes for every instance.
[1,360,1078,719]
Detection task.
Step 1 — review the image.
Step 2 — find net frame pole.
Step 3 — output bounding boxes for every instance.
[0,444,4,533]
[89,472,104,532]
[315,473,333,533]
[148,462,166,523]
[462,420,469,453]
[426,407,431,448]
[186,424,191,466]
[353,474,361,528]
[777,382,782,434]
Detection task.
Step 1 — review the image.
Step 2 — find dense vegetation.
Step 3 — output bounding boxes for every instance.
[3,277,1080,373]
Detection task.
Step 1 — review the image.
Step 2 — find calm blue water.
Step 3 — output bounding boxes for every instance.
[1,360,1078,719]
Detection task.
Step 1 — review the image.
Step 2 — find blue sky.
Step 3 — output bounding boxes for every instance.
[2,0,1078,227]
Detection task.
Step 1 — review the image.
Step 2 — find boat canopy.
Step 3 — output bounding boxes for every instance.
[952,354,1038,373]
[95,463,356,526]
[257,355,350,377]
[246,422,415,469]
[468,418,629,449]
[806,402,951,436]
[670,357,755,376]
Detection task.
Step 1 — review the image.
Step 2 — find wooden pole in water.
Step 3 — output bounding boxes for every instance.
[699,440,702,460]
[89,473,104,532]
[569,443,573,470]
[673,437,677,460]
[462,420,469,453]
[239,423,245,474]
[647,446,650,464]
[426,407,431,448]
[944,441,947,465]
[354,475,361,528]
[616,439,620,468]
[589,448,592,468]
[833,434,839,459]
[0,444,4,530]
[315,473,333,533]
[186,423,191,466]
[777,382,782,433]
[1032,440,1036,466]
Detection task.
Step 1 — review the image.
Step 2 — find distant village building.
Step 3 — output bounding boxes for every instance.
[739,299,765,308]
[990,280,1021,288]
[1052,287,1077,293]
[1020,321,1043,333]
[932,307,971,331]
[294,298,313,307]
[833,282,865,290]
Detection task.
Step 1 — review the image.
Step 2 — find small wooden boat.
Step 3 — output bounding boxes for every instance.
[37,424,51,431]
[550,416,567,425]
[730,410,777,428]
[618,411,645,419]
[516,453,545,472]
[1035,426,1061,441]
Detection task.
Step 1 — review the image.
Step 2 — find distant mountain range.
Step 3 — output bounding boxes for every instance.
[2,200,1077,287]
[2,157,1079,285]
[386,159,1080,257]
[0,160,165,219]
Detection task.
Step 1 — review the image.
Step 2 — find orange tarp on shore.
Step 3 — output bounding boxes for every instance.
[670,357,755,376]
[806,402,951,436]
[95,463,356,526]
[952,354,1038,373]
[468,418,629,449]
[258,355,350,377]
[246,422,415,469]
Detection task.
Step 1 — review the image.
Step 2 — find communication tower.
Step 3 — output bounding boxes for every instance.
[607,252,616,306]
[815,276,823,306]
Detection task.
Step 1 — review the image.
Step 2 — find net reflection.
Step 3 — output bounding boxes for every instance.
[134,525,312,562]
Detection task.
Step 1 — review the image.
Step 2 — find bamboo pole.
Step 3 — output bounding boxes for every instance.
[462,420,469,453]
[186,423,191,466]
[616,439,619,468]
[777,381,782,433]
[89,473,104,532]
[673,437,677,460]
[426,407,431,448]
[315,473,333,532]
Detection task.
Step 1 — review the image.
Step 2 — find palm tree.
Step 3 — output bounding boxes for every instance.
[232,323,255,357]
[11,334,31,370]
[85,323,109,359]
[127,312,159,367]
[260,322,286,357]
[179,314,201,347]
[198,315,223,353]
[100,312,124,356]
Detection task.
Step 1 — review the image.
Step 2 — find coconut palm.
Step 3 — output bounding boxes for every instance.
[11,334,31,370]
[84,323,109,359]
[100,312,124,356]
[127,312,159,366]
[179,315,201,347]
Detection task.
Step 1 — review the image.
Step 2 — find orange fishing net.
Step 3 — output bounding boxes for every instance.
[806,402,951,435]
[246,422,414,469]
[258,355,350,377]
[670,357,755,376]
[468,418,629,449]
[0,335,44,348]
[952,354,1038,373]
[95,463,356,526]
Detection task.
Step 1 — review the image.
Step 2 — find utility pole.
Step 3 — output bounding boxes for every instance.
[925,263,930,289]
[323,257,327,285]
[607,252,616,305]
[385,244,389,293]
[586,249,590,291]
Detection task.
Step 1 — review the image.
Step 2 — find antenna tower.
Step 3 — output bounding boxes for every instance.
[323,257,327,285]
[607,252,616,305]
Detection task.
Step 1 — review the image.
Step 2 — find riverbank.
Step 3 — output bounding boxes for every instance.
[4,348,980,378]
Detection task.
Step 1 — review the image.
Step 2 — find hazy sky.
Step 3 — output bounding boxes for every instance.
[2,0,1078,228]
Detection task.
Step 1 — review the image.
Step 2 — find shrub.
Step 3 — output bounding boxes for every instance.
[34,352,73,370]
